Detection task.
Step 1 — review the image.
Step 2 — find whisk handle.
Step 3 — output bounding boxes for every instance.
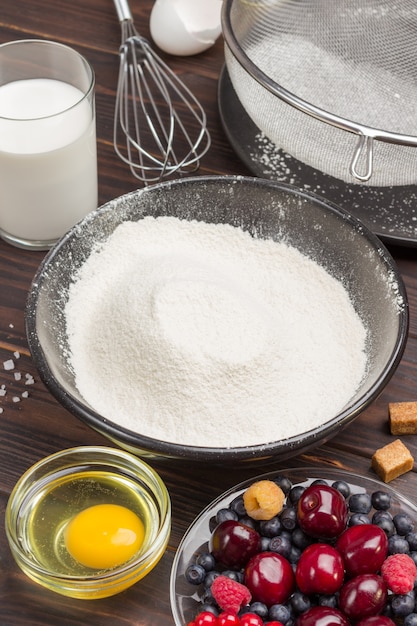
[113,0,133,23]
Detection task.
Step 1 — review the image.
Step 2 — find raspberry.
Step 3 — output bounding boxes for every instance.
[243,480,285,520]
[381,553,417,594]
[211,575,252,614]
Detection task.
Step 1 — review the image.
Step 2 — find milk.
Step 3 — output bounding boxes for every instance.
[0,78,97,245]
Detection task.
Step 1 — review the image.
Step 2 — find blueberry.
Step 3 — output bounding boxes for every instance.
[291,527,313,550]
[405,614,417,626]
[280,530,293,541]
[280,506,298,530]
[411,552,417,567]
[259,516,282,538]
[204,570,220,588]
[185,563,206,585]
[200,603,219,616]
[248,601,269,618]
[261,536,271,551]
[269,534,292,559]
[274,475,293,495]
[348,513,371,526]
[391,592,415,617]
[269,604,292,623]
[196,552,216,571]
[288,544,302,564]
[201,587,215,605]
[332,480,351,499]
[318,594,338,608]
[239,605,253,616]
[371,490,392,510]
[223,569,244,583]
[372,510,395,536]
[216,507,238,523]
[311,479,328,486]
[239,515,257,529]
[288,485,305,505]
[389,534,410,554]
[290,592,311,614]
[230,495,247,518]
[394,513,415,536]
[348,492,372,514]
[407,533,417,551]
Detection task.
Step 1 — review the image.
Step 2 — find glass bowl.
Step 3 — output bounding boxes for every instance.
[25,175,408,463]
[170,467,417,624]
[5,446,171,599]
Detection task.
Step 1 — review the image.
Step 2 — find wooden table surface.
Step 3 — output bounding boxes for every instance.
[1,1,417,624]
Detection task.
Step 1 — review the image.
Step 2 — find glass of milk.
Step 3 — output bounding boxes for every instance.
[0,40,98,250]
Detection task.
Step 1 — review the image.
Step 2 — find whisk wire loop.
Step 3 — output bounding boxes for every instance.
[113,4,210,184]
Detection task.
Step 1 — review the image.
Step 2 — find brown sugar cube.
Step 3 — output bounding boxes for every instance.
[389,401,417,435]
[372,439,414,483]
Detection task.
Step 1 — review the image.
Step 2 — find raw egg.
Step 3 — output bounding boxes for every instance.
[65,503,145,570]
[150,0,223,56]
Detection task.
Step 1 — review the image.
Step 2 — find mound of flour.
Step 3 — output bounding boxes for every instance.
[65,216,367,448]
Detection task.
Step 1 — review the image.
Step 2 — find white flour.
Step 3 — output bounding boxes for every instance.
[65,216,367,448]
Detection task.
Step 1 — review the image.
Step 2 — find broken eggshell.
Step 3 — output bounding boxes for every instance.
[150,0,223,56]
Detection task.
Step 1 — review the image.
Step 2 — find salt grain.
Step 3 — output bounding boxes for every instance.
[3,359,14,371]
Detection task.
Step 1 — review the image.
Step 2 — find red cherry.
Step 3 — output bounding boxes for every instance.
[339,574,388,620]
[210,520,261,569]
[239,614,264,626]
[336,524,388,576]
[244,551,295,606]
[194,612,218,626]
[296,543,345,595]
[297,484,348,539]
[356,618,396,626]
[295,606,350,626]
[218,614,240,626]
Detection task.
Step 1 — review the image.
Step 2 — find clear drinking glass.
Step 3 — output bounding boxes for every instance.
[0,39,97,250]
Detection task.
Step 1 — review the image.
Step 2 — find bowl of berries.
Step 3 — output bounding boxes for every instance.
[170,467,417,625]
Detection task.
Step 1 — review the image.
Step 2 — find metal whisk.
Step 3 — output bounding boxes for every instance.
[112,0,211,184]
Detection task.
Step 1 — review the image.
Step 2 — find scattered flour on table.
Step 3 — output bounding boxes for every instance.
[65,216,367,448]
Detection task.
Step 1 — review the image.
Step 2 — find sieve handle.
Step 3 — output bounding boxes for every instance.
[350,135,374,182]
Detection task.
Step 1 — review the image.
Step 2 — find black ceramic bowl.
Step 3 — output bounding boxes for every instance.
[26,176,408,463]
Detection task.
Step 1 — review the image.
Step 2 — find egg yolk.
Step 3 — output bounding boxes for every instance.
[65,503,145,570]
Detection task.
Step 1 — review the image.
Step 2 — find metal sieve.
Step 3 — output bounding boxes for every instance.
[222,0,417,187]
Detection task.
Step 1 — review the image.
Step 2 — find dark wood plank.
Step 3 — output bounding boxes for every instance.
[1,1,417,624]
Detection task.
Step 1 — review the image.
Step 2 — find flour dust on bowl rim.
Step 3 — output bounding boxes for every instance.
[25,175,409,464]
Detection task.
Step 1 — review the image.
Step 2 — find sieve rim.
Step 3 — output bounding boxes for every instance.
[221,0,417,150]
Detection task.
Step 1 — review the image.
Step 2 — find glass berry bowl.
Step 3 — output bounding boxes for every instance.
[170,467,417,625]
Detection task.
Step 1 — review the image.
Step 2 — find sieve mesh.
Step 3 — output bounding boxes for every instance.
[223,0,417,186]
